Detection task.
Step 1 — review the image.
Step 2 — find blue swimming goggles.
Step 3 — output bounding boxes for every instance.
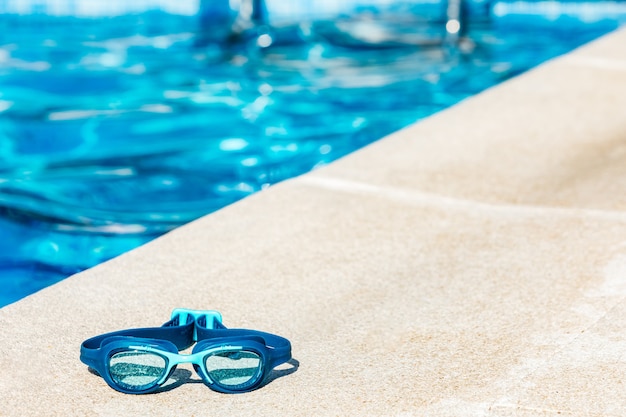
[80,308,292,394]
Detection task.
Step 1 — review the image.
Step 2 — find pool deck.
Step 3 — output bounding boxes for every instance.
[1,27,626,417]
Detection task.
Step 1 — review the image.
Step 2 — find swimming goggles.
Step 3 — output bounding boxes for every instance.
[80,308,292,394]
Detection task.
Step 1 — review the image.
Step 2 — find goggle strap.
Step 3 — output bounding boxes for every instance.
[81,318,195,352]
[196,327,292,367]
[170,308,223,341]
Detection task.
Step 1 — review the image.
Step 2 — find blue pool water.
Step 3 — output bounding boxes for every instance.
[0,8,619,307]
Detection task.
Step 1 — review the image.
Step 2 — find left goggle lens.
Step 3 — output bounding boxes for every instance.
[109,350,167,391]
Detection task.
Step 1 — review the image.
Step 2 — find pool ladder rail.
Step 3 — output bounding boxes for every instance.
[197,0,267,43]
[198,0,465,46]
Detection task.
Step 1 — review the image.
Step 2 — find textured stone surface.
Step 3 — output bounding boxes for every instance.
[1,27,626,417]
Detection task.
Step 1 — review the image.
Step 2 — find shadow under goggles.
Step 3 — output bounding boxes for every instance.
[80,308,293,394]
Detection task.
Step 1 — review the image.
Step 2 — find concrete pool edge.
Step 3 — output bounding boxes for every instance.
[1,26,626,416]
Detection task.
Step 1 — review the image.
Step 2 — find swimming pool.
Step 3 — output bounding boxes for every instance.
[0,2,621,307]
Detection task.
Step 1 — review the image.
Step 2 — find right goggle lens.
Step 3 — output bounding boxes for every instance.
[109,350,167,392]
[204,350,262,390]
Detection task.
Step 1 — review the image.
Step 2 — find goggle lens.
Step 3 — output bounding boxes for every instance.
[109,351,167,391]
[204,350,262,389]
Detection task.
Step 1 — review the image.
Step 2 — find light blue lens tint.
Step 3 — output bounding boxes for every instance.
[204,350,262,388]
[109,350,167,391]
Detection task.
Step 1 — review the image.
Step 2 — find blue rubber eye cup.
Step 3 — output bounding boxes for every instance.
[80,309,292,394]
